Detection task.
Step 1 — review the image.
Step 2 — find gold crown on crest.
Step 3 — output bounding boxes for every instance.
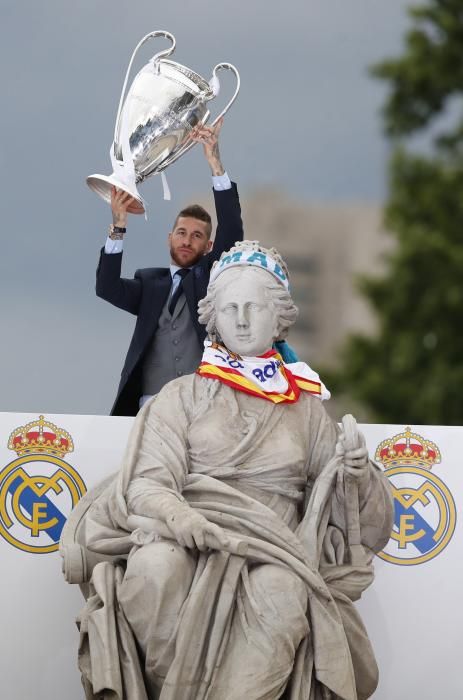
[8,415,74,457]
[375,427,441,470]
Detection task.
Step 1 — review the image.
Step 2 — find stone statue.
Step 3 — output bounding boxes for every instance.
[62,241,393,700]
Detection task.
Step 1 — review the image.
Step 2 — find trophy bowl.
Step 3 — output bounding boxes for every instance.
[87,31,240,215]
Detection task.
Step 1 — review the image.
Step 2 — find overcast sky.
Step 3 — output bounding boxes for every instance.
[0,0,411,415]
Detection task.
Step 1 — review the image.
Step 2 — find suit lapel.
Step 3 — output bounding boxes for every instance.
[183,263,208,340]
[145,266,206,341]
[146,272,171,332]
[171,293,187,320]
[192,260,209,300]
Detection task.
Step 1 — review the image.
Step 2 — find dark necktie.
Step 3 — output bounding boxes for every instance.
[168,268,190,316]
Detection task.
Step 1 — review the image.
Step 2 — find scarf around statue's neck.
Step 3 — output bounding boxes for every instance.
[196,342,330,404]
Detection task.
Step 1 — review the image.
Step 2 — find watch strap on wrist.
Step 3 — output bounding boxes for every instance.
[109,224,126,240]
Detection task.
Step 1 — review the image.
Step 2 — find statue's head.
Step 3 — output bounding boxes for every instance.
[198,241,298,356]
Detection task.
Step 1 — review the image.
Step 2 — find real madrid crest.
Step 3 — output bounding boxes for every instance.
[0,415,86,554]
[375,427,456,566]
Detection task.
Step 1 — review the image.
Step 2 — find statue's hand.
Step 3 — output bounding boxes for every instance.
[165,506,230,552]
[337,431,370,479]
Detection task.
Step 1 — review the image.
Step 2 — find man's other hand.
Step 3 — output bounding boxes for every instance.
[191,118,225,176]
[111,187,138,228]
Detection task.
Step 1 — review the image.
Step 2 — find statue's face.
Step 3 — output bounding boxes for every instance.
[214,269,279,356]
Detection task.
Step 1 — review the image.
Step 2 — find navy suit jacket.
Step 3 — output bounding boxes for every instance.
[96,183,244,416]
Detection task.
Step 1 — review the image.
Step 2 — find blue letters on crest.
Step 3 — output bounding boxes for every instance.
[219,251,243,268]
[246,252,268,268]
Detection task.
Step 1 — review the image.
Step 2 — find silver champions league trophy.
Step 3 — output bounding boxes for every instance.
[87,31,240,215]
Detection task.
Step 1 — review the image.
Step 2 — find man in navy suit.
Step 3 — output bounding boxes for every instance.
[96,119,244,416]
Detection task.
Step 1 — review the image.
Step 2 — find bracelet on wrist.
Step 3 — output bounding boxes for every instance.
[109,224,126,240]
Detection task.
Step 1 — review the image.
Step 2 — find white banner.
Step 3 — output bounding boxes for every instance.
[0,412,461,699]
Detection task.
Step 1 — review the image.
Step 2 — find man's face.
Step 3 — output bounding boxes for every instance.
[215,270,278,357]
[168,216,212,268]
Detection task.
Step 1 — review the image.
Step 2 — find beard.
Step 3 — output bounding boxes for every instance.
[170,245,206,268]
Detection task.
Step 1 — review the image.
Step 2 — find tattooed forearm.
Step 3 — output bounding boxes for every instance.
[209,143,224,175]
[113,210,127,226]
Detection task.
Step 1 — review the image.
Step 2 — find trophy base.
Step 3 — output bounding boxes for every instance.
[86,173,145,215]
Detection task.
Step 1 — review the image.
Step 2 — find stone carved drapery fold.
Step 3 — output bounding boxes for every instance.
[70,376,392,700]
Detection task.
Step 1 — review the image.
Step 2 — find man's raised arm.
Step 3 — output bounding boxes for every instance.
[95,187,142,315]
[191,118,244,263]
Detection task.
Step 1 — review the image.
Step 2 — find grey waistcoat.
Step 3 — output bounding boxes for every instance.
[141,293,202,396]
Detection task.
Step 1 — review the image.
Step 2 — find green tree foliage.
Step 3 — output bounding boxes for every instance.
[331,0,463,424]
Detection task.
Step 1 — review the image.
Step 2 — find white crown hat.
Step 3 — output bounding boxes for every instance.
[209,241,290,290]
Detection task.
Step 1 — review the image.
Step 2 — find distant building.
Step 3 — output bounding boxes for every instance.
[240,189,393,368]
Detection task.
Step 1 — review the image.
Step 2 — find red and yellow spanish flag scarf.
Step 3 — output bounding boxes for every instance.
[196,342,330,404]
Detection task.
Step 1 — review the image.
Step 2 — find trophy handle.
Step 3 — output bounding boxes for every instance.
[209,63,241,126]
[113,30,176,144]
[157,62,240,170]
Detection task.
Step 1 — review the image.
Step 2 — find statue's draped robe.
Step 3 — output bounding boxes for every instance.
[77,375,393,700]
